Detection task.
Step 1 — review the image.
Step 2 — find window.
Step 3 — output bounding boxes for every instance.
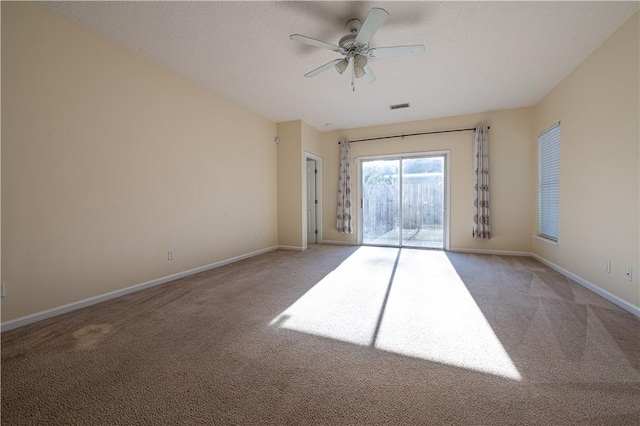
[538,122,560,241]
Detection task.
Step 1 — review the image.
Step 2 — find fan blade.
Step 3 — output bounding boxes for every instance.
[355,8,389,46]
[362,65,376,84]
[304,59,343,78]
[290,34,340,52]
[368,45,426,58]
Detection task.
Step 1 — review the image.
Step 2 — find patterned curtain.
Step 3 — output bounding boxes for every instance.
[336,140,353,233]
[472,125,491,239]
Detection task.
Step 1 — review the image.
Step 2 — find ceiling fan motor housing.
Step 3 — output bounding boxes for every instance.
[346,18,361,33]
[339,33,358,51]
[339,19,367,53]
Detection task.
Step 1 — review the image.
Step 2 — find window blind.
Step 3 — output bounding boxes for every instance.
[538,123,560,241]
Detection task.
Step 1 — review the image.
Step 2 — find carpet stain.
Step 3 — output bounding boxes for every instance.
[72,324,112,350]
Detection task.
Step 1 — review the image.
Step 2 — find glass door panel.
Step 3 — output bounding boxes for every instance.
[401,157,444,248]
[362,159,400,246]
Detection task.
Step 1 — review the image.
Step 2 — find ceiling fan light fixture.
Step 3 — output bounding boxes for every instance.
[335,59,348,74]
[354,65,366,78]
[354,54,368,68]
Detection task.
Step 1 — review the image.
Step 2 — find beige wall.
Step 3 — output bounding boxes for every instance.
[533,12,639,307]
[320,108,534,253]
[302,121,322,158]
[0,0,3,320]
[276,119,322,249]
[276,120,303,248]
[3,3,637,324]
[1,3,278,322]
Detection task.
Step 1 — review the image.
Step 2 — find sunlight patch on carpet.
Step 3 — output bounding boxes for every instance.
[374,249,521,380]
[270,247,521,381]
[270,247,397,346]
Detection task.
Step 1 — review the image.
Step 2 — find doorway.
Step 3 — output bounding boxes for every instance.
[360,153,448,249]
[305,154,322,245]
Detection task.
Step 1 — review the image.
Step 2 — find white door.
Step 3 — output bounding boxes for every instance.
[306,159,317,244]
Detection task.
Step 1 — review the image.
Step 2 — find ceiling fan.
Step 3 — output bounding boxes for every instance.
[290,8,425,90]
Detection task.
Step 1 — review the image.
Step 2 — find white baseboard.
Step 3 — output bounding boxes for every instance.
[277,245,306,251]
[448,248,532,257]
[531,254,640,318]
[321,240,359,246]
[1,246,279,332]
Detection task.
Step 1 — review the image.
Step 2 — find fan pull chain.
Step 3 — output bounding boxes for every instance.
[351,60,356,92]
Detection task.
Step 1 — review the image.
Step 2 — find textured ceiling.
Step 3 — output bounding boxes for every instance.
[41,1,638,131]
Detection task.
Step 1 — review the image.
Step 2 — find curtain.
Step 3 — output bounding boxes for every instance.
[473,125,491,239]
[336,140,353,233]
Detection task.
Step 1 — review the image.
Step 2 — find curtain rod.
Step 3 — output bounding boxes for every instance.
[339,126,490,144]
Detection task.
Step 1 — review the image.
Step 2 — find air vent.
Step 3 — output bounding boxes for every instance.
[389,103,410,110]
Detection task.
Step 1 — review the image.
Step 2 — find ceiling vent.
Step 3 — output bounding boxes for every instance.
[389,103,410,110]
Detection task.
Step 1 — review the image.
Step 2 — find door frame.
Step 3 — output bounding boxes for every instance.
[357,150,450,250]
[304,152,323,247]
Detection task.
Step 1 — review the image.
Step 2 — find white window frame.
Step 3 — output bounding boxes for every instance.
[537,122,561,243]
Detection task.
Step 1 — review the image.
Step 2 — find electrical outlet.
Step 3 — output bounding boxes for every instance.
[168,250,175,260]
[625,268,632,282]
[254,235,258,242]
[1,282,5,298]
[605,261,611,273]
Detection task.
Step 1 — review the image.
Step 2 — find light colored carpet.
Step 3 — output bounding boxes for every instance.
[2,245,639,425]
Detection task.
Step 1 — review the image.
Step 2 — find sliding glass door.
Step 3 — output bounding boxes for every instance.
[362,154,446,249]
